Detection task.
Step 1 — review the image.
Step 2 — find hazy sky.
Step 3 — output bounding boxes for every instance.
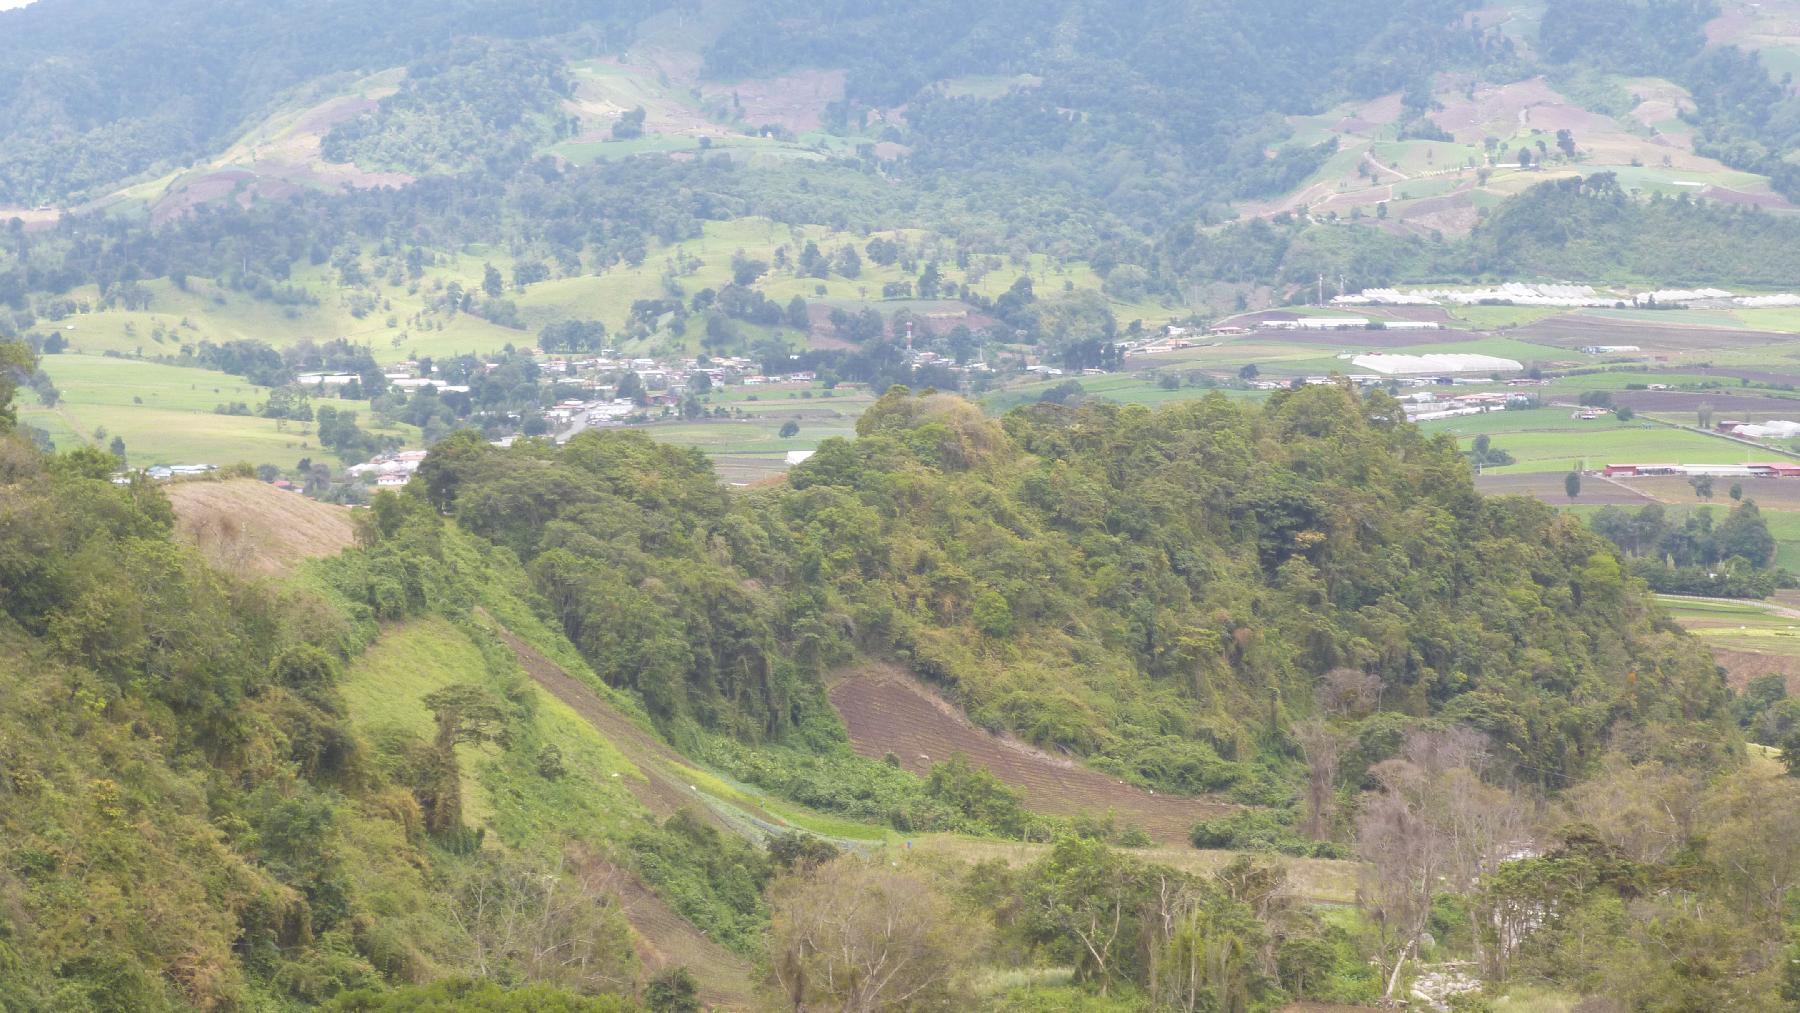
[0,0,37,9]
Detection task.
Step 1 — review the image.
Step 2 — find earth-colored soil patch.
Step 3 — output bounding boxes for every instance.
[575,855,755,1011]
[1627,475,1800,508]
[166,478,355,576]
[1702,184,1796,209]
[1364,306,1456,323]
[1685,366,1800,386]
[1709,646,1800,694]
[828,665,1234,844]
[1475,472,1653,504]
[1515,314,1793,351]
[1610,389,1800,417]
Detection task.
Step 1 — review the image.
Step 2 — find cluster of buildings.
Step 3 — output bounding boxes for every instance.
[1400,391,1529,422]
[1336,284,1611,308]
[1336,284,1800,310]
[345,449,428,487]
[538,352,818,399]
[1601,462,1800,479]
[138,463,218,481]
[1726,420,1800,439]
[1258,316,1444,332]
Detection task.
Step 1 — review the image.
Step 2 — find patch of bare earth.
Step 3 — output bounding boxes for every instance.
[1512,314,1795,351]
[706,68,847,134]
[150,88,413,223]
[1701,184,1796,210]
[1609,389,1800,418]
[1626,475,1800,509]
[608,864,754,1010]
[166,479,355,576]
[828,664,1235,845]
[1709,647,1800,694]
[1475,472,1653,505]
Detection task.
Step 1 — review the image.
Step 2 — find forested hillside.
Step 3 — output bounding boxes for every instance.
[0,0,659,203]
[10,327,1800,1008]
[14,0,1800,1008]
[413,384,1731,799]
[705,0,1503,226]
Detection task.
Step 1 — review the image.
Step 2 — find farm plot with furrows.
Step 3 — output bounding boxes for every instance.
[1609,389,1800,416]
[1627,475,1800,508]
[828,665,1235,845]
[585,856,755,1011]
[1514,314,1795,351]
[1474,472,1654,504]
[1241,326,1495,348]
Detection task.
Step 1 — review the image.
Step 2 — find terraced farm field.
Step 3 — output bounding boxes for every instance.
[828,665,1235,845]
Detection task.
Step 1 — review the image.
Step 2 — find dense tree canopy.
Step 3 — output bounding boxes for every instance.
[419,385,1731,794]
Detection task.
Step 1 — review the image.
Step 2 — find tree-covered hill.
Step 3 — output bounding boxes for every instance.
[0,0,663,204]
[1,334,1780,1008]
[1157,171,1800,292]
[415,384,1732,797]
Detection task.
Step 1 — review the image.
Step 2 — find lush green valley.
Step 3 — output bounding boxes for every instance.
[10,335,1800,1009]
[12,0,1800,1009]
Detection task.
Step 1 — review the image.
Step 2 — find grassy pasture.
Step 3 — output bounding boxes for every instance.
[342,614,654,846]
[20,353,417,470]
[1541,370,1734,393]
[1443,305,1568,330]
[1431,413,1756,473]
[1656,595,1800,658]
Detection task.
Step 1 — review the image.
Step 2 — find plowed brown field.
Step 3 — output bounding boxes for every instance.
[829,665,1235,844]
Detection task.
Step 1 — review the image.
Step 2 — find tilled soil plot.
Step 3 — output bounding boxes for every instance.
[828,664,1235,844]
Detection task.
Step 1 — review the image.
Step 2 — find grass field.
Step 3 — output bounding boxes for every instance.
[340,617,505,829]
[33,214,1172,370]
[1656,596,1800,657]
[20,353,418,470]
[1418,407,1614,438]
[342,614,658,845]
[1430,414,1761,473]
[1541,370,1735,393]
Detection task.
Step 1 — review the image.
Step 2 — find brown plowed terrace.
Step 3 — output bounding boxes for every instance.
[829,665,1236,845]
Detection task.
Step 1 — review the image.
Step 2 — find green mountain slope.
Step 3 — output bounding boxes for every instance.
[415,384,1732,796]
[4,335,1791,1009]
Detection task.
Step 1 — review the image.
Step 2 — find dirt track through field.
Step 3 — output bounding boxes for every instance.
[829,665,1235,844]
[490,626,754,1009]
[491,626,733,832]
